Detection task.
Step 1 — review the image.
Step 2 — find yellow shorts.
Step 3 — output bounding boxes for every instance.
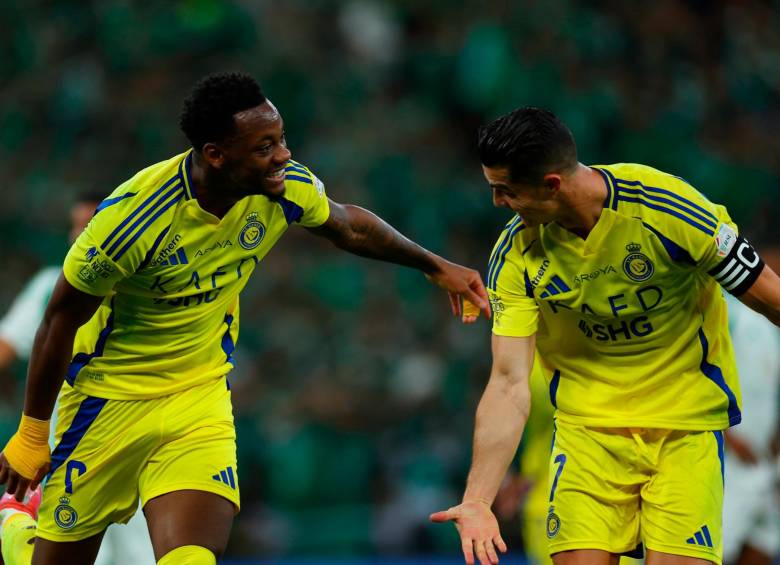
[546,423,725,563]
[37,377,239,542]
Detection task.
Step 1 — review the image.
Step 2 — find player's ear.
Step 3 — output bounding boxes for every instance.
[542,173,563,193]
[202,143,226,169]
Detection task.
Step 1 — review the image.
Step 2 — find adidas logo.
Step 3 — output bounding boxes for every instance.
[212,466,237,490]
[158,247,188,266]
[686,525,713,548]
[539,275,571,299]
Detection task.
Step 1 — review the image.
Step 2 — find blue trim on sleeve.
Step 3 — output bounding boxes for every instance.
[617,196,715,236]
[48,396,109,480]
[617,186,717,230]
[619,179,718,224]
[66,299,115,386]
[642,222,697,266]
[487,217,522,288]
[698,328,741,426]
[101,175,181,249]
[275,196,304,225]
[95,193,137,214]
[287,160,310,175]
[284,173,313,185]
[112,191,183,261]
[488,221,526,290]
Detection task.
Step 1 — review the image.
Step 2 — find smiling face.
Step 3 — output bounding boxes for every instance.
[483,165,562,227]
[202,100,291,199]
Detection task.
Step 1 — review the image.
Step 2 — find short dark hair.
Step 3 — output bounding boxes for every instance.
[179,72,266,150]
[477,107,577,185]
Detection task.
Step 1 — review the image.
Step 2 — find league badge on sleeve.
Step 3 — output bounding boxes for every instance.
[622,243,654,282]
[715,223,737,257]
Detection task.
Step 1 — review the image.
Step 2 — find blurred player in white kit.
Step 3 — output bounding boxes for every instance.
[0,192,155,565]
[722,248,780,565]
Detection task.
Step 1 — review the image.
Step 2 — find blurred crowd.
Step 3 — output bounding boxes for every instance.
[1,0,779,558]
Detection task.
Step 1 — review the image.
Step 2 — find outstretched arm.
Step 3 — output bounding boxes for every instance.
[307,198,490,319]
[0,275,103,499]
[739,264,780,326]
[431,334,535,565]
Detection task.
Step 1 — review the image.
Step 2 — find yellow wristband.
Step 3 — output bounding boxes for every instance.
[2,414,51,480]
[462,299,481,319]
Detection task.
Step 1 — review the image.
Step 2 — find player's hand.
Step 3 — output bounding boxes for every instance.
[425,258,490,322]
[493,472,531,520]
[725,431,759,465]
[430,500,507,565]
[0,451,48,502]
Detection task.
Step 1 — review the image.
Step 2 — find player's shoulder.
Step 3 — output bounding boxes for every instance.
[282,159,325,201]
[88,152,191,259]
[96,152,190,216]
[596,162,721,238]
[491,215,529,249]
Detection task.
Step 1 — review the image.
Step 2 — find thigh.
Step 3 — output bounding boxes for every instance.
[645,549,714,565]
[144,489,234,559]
[641,431,724,564]
[37,387,159,543]
[32,531,105,565]
[548,423,643,556]
[138,377,239,512]
[553,549,620,565]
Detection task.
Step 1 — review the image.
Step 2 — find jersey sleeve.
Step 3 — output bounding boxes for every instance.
[488,222,539,337]
[282,160,330,228]
[0,268,59,358]
[641,177,762,296]
[62,188,158,296]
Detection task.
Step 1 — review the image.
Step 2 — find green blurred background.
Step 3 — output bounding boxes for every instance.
[0,0,778,560]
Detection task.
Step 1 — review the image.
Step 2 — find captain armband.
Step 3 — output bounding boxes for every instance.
[708,234,764,296]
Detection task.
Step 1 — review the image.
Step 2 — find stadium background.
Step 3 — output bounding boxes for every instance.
[1,0,779,563]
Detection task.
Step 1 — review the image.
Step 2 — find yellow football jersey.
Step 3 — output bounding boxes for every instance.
[62,151,329,399]
[489,163,748,430]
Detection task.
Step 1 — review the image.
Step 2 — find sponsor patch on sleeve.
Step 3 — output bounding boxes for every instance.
[715,223,737,257]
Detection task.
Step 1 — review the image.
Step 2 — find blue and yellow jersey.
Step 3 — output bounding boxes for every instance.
[489,163,744,430]
[62,151,329,399]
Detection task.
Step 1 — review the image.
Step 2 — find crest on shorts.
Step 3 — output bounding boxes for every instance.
[238,212,266,250]
[622,243,654,282]
[54,496,78,529]
[546,506,561,538]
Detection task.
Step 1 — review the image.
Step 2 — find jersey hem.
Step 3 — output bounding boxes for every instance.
[69,372,230,400]
[554,412,732,431]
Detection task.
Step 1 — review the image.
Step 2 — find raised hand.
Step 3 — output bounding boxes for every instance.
[430,500,507,565]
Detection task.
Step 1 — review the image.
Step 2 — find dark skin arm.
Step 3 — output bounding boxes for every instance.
[739,264,780,326]
[0,274,103,499]
[308,199,490,319]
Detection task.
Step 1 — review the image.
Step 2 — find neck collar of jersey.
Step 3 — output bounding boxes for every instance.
[178,151,196,200]
[592,166,619,211]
